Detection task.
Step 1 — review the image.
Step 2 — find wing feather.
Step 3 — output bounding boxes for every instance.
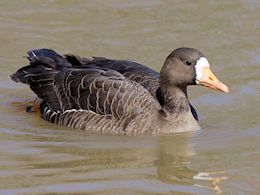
[10,49,162,134]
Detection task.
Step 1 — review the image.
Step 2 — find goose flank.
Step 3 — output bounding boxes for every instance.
[10,48,229,135]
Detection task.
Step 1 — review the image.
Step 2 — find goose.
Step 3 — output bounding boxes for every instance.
[10,48,228,135]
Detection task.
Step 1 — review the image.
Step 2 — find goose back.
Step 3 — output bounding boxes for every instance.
[65,55,160,98]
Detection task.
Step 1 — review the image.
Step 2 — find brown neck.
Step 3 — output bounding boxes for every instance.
[157,84,190,117]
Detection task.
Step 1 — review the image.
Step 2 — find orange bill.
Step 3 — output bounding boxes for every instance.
[196,67,229,93]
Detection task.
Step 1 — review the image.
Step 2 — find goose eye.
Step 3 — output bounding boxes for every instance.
[185,60,192,66]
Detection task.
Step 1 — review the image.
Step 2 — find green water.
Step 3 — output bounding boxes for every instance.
[0,1,259,194]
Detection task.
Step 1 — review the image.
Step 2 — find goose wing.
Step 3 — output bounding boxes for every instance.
[64,55,160,98]
[10,49,160,119]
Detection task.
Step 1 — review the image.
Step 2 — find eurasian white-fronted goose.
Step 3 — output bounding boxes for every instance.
[10,48,228,135]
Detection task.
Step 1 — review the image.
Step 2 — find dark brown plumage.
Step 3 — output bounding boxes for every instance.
[10,48,228,135]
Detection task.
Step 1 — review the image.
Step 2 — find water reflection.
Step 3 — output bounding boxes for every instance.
[1,127,225,194]
[193,171,228,194]
[156,135,228,194]
[156,135,195,183]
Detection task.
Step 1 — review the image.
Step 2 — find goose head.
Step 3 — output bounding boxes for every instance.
[160,47,229,93]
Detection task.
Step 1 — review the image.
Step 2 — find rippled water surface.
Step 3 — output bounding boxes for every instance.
[0,0,259,194]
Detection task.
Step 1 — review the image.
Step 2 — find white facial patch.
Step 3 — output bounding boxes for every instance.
[195,57,210,83]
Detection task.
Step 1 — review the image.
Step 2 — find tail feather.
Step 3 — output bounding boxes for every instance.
[10,49,71,84]
[9,64,48,83]
[27,49,72,68]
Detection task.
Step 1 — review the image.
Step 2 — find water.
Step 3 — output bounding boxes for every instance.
[0,0,259,194]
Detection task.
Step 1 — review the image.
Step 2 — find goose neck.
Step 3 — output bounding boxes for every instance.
[159,84,190,116]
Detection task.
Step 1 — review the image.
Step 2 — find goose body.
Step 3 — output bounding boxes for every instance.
[10,48,228,135]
